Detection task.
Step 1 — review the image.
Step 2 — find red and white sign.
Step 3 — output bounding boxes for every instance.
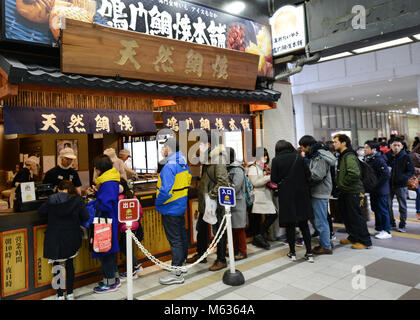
[118,198,140,223]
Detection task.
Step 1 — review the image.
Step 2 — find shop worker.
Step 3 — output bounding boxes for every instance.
[155,137,192,285]
[118,149,138,180]
[12,156,39,187]
[93,148,127,182]
[43,148,82,195]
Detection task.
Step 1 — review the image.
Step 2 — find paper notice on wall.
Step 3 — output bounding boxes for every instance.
[20,182,36,203]
[43,155,56,173]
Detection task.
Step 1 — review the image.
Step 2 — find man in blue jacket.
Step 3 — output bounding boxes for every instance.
[364,141,392,239]
[385,137,415,233]
[156,137,192,285]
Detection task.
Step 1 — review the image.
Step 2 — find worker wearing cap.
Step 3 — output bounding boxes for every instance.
[11,156,39,187]
[43,148,82,194]
[118,149,138,180]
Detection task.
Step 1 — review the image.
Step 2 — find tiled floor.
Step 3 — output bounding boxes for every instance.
[43,198,420,301]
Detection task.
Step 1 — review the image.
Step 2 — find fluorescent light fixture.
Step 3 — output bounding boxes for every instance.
[318,52,353,62]
[413,34,420,40]
[223,1,246,13]
[353,37,413,54]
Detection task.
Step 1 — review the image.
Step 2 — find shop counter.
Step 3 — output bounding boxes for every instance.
[0,188,199,300]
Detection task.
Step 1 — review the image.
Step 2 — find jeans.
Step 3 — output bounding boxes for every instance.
[338,193,372,246]
[370,194,391,233]
[388,187,407,228]
[98,253,119,286]
[311,198,331,249]
[161,214,189,267]
[416,185,420,213]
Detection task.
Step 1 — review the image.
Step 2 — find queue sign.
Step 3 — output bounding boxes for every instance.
[218,187,236,208]
[118,198,140,224]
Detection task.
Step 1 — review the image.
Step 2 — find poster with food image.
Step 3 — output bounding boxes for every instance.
[4,0,274,78]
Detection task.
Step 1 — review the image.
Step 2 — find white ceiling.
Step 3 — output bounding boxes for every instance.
[306,76,419,112]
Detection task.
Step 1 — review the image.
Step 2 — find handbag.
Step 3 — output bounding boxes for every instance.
[88,199,113,253]
[203,193,218,225]
[408,175,419,191]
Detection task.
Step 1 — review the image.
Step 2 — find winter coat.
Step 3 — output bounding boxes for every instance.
[93,149,127,182]
[198,145,230,215]
[38,193,89,261]
[365,152,390,195]
[385,149,415,188]
[410,143,420,175]
[307,144,336,199]
[90,167,121,258]
[156,151,192,216]
[248,163,276,214]
[336,149,364,194]
[228,161,248,228]
[270,150,313,224]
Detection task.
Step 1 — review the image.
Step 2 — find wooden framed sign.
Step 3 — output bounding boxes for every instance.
[61,19,259,91]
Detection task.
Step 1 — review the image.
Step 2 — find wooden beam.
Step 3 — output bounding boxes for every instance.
[0,76,18,99]
[249,103,275,112]
[153,99,177,108]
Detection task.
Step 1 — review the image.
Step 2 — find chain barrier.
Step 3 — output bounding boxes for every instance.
[129,214,229,273]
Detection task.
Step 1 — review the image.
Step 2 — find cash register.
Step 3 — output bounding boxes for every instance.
[14,182,55,212]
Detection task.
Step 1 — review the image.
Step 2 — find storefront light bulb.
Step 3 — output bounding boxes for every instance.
[223,1,246,14]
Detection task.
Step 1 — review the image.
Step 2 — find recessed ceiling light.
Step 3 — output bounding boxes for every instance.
[364,99,368,102]
[388,79,393,82]
[413,34,420,40]
[376,94,380,97]
[350,97,355,101]
[223,1,246,13]
[318,52,353,62]
[353,37,413,54]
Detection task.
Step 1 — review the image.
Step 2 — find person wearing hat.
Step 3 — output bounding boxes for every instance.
[156,137,192,285]
[118,149,138,180]
[43,148,82,195]
[11,156,39,187]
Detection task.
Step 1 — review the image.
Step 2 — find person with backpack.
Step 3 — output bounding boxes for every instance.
[118,179,144,280]
[385,137,415,232]
[271,140,314,262]
[299,136,336,255]
[248,147,278,250]
[38,180,89,300]
[364,141,392,239]
[226,147,248,261]
[333,134,372,249]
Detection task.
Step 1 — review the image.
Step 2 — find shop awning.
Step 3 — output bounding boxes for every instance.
[0,53,281,103]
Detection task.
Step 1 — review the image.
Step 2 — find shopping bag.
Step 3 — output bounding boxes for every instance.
[203,193,217,225]
[92,217,113,253]
[407,175,419,191]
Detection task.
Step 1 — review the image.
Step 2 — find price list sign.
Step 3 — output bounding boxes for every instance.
[1,229,28,297]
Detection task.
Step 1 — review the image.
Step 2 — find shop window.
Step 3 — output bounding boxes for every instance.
[336,107,344,128]
[123,135,163,174]
[223,131,244,163]
[321,105,329,128]
[312,104,321,129]
[328,106,337,128]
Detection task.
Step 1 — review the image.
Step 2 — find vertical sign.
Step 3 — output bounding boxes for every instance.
[1,229,28,297]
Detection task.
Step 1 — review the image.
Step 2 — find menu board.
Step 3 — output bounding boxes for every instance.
[3,0,273,78]
[1,229,28,297]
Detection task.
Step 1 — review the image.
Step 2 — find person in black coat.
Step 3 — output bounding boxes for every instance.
[270,140,314,262]
[38,180,89,300]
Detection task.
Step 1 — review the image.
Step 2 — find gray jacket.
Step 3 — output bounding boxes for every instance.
[309,149,336,199]
[228,161,248,228]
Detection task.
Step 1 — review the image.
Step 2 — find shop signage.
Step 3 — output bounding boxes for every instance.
[4,0,273,78]
[270,4,306,57]
[61,19,259,91]
[1,229,28,297]
[162,111,252,132]
[118,198,140,223]
[3,106,157,135]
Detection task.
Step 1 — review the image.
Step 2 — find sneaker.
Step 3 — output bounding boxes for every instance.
[330,234,337,241]
[304,253,314,263]
[296,238,304,247]
[287,252,297,261]
[159,272,184,285]
[120,271,139,280]
[93,283,118,294]
[252,234,270,249]
[209,260,227,271]
[397,227,407,233]
[375,231,392,239]
[66,293,74,300]
[312,246,333,255]
[186,254,207,264]
[351,243,372,250]
[369,230,380,236]
[134,263,143,272]
[56,295,65,300]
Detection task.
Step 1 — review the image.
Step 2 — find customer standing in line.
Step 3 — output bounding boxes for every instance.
[90,155,121,294]
[270,140,314,262]
[38,180,89,300]
[248,147,277,250]
[410,141,420,220]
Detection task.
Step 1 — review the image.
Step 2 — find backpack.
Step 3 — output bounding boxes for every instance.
[228,166,254,207]
[358,159,378,192]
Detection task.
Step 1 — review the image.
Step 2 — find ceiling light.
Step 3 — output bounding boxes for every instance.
[318,52,353,62]
[413,34,420,40]
[223,1,246,13]
[353,37,413,54]
[376,94,380,97]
